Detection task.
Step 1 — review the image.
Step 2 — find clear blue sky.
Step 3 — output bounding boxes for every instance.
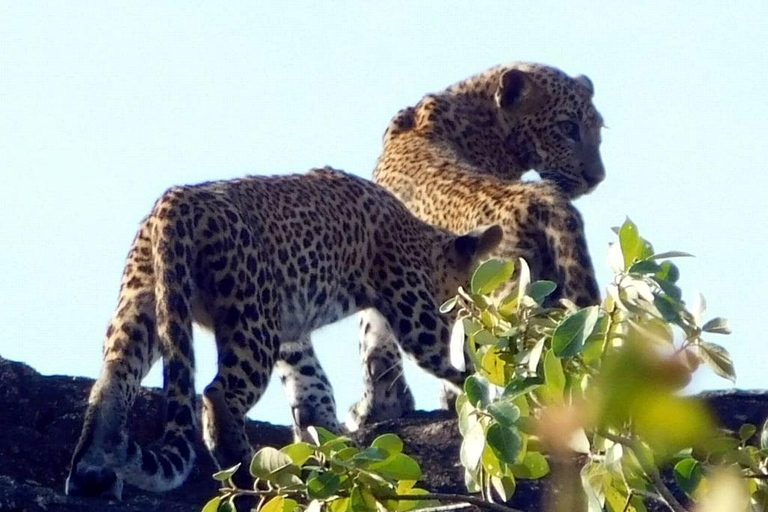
[1,2,766,427]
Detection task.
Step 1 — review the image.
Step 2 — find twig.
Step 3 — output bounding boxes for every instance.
[599,431,689,512]
[375,492,528,512]
[222,487,529,512]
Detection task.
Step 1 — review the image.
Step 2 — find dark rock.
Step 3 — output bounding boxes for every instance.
[0,355,766,512]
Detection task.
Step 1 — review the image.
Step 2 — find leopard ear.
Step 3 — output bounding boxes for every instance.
[574,74,594,97]
[454,225,503,262]
[495,69,548,114]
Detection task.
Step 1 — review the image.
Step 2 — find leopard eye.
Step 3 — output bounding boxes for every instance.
[558,120,581,142]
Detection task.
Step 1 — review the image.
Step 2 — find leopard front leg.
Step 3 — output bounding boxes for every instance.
[275,334,342,440]
[345,308,415,432]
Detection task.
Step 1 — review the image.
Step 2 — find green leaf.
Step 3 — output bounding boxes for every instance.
[541,351,565,404]
[307,425,340,446]
[654,295,680,323]
[460,421,485,472]
[487,401,521,427]
[350,487,376,512]
[307,471,341,499]
[490,475,516,502]
[552,306,600,357]
[218,503,235,512]
[464,374,490,407]
[201,497,222,512]
[527,280,557,305]
[439,295,458,314]
[449,318,466,372]
[699,341,736,382]
[486,423,523,464]
[371,434,404,457]
[471,259,515,295]
[261,496,299,512]
[281,442,314,467]
[503,378,542,400]
[351,447,387,464]
[761,418,768,450]
[651,251,694,260]
[656,260,680,282]
[328,497,351,512]
[619,218,644,268]
[511,451,550,479]
[629,259,661,274]
[212,463,241,482]
[481,346,506,386]
[517,258,531,303]
[369,453,423,480]
[739,423,757,442]
[250,447,294,479]
[673,458,703,496]
[702,317,732,335]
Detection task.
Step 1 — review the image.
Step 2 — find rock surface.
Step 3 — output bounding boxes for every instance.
[0,355,766,512]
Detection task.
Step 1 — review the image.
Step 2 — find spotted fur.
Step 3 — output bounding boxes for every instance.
[340,62,606,427]
[66,168,502,498]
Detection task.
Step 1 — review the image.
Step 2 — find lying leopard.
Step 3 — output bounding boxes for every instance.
[66,167,502,497]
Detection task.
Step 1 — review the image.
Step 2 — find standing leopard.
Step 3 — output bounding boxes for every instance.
[66,167,502,497]
[274,62,606,431]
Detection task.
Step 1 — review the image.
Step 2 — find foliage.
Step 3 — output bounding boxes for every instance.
[204,219,766,512]
[444,218,768,511]
[202,427,433,512]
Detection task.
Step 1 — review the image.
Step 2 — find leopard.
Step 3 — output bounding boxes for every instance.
[272,62,607,431]
[65,167,502,498]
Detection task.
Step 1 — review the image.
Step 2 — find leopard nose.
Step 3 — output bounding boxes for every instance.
[585,158,605,187]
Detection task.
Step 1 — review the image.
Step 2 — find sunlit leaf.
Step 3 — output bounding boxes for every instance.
[328,497,351,512]
[372,434,404,457]
[262,496,299,512]
[527,280,557,305]
[626,317,674,345]
[490,475,516,502]
[212,463,241,482]
[307,425,340,446]
[487,401,521,427]
[511,451,549,479]
[702,317,732,335]
[580,463,606,512]
[486,423,523,464]
[369,453,423,481]
[651,251,694,260]
[552,306,600,357]
[674,458,703,496]
[460,421,486,472]
[761,418,768,450]
[306,471,341,500]
[281,443,314,467]
[517,257,531,303]
[464,374,490,407]
[629,259,661,274]
[439,295,458,314]
[481,346,506,386]
[698,341,736,382]
[471,259,515,295]
[619,218,652,268]
[201,497,222,512]
[739,424,757,442]
[250,447,294,479]
[449,318,466,371]
[541,350,565,404]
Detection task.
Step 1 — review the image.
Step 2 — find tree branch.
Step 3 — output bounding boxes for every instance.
[599,431,689,512]
[376,492,528,512]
